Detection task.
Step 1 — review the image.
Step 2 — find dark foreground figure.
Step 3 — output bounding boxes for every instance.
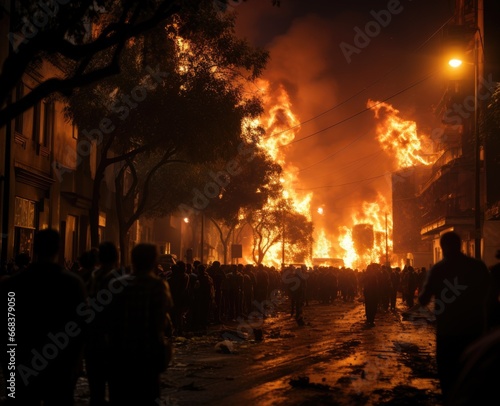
[0,229,87,405]
[418,231,491,404]
[106,243,173,406]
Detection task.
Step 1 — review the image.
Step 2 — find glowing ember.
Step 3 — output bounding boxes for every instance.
[367,99,437,168]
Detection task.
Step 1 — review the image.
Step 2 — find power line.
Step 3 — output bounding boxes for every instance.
[288,71,437,146]
[298,136,383,172]
[272,16,454,138]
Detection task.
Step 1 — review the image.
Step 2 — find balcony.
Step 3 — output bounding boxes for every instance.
[419,148,466,194]
[421,215,474,238]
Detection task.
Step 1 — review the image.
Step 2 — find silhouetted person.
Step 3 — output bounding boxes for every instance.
[418,231,491,404]
[208,260,225,323]
[287,266,306,325]
[191,264,215,331]
[0,228,87,405]
[106,243,173,406]
[168,262,189,335]
[77,248,99,290]
[404,266,418,307]
[363,263,380,327]
[488,249,500,329]
[85,242,119,406]
[389,267,400,310]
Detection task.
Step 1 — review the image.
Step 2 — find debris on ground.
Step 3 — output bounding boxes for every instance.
[289,375,333,391]
[215,340,234,354]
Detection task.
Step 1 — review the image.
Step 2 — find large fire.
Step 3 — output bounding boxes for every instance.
[367,99,437,168]
[243,79,313,268]
[336,100,437,270]
[338,195,393,270]
[241,86,435,269]
[313,229,331,258]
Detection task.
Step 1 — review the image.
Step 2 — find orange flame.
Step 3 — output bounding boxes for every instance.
[368,99,437,168]
[313,229,331,258]
[339,194,393,270]
[243,79,313,267]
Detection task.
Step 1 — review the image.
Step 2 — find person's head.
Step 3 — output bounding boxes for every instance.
[34,229,60,262]
[176,260,186,273]
[440,231,462,258]
[197,264,206,275]
[131,244,157,274]
[98,242,118,269]
[79,249,98,270]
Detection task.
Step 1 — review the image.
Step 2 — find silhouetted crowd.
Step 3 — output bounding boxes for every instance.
[1,228,500,406]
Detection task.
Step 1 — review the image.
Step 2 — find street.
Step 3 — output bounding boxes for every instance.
[67,294,442,406]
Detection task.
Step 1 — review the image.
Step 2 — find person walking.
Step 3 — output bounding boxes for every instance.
[106,243,173,406]
[363,263,380,327]
[0,229,87,405]
[418,231,491,404]
[487,249,500,329]
[85,242,120,406]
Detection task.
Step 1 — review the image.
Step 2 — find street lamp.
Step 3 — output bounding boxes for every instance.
[447,33,481,259]
[448,58,463,68]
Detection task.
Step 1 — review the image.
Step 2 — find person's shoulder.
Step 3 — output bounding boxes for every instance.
[462,254,489,271]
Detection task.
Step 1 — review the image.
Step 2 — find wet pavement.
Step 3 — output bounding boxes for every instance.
[2,295,442,405]
[150,295,439,405]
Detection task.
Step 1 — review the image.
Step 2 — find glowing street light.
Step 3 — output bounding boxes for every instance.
[448,58,463,68]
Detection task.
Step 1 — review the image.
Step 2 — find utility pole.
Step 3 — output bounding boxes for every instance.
[200,212,204,265]
[385,212,389,266]
[281,208,285,270]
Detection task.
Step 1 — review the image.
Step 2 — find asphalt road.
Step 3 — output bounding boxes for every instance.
[144,295,440,406]
[1,294,442,405]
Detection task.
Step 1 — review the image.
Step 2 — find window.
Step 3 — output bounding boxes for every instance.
[13,197,37,259]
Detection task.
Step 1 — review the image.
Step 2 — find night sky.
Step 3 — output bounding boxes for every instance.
[233,0,455,255]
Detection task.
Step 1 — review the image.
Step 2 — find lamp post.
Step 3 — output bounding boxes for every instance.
[200,212,204,265]
[281,208,285,270]
[473,34,481,260]
[448,32,481,259]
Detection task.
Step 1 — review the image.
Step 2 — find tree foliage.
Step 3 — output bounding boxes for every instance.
[0,0,280,127]
[64,1,270,255]
[248,196,314,265]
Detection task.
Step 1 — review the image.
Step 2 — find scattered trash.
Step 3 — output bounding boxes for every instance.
[215,340,234,354]
[220,329,248,342]
[289,375,332,391]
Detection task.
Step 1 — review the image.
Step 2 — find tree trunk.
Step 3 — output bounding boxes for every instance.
[89,166,106,248]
